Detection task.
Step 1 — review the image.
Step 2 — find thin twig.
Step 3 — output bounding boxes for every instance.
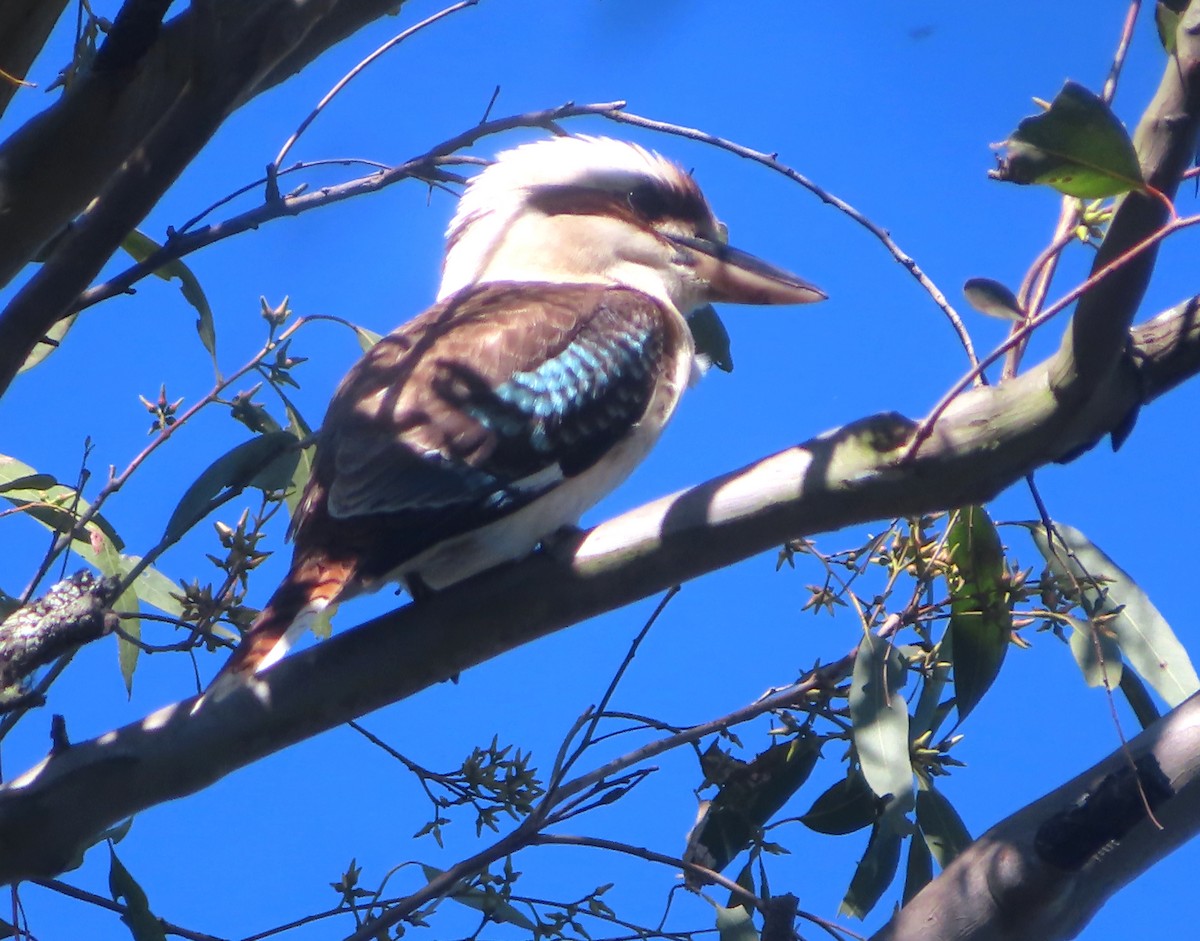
[1102,0,1142,104]
[72,101,627,315]
[31,878,227,941]
[601,109,981,375]
[902,212,1200,461]
[271,1,478,174]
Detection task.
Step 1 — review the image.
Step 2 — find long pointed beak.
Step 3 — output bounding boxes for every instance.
[669,234,826,306]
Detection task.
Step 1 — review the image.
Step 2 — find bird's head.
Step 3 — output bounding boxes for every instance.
[437,135,825,315]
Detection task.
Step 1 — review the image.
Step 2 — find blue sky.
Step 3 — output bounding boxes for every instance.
[2,1,1197,938]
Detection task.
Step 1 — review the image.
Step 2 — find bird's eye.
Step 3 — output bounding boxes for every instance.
[627,182,673,221]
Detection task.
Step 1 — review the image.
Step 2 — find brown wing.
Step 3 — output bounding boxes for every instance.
[289,282,680,581]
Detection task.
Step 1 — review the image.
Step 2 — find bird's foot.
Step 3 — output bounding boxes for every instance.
[539,524,587,564]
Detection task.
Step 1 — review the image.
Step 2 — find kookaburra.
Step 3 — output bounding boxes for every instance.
[213,135,825,684]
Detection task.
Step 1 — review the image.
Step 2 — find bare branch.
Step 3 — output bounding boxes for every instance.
[0,0,456,396]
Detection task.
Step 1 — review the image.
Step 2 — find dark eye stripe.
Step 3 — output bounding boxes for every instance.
[527,181,712,230]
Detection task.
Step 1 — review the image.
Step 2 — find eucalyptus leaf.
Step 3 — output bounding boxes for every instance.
[800,772,878,835]
[945,506,1012,722]
[839,821,902,919]
[0,453,124,550]
[122,230,219,374]
[1026,521,1200,706]
[163,432,300,543]
[715,903,759,941]
[990,81,1145,198]
[962,278,1024,322]
[902,826,933,904]
[419,864,535,929]
[915,785,972,868]
[1119,669,1162,729]
[689,304,734,372]
[1064,613,1123,689]
[19,314,78,374]
[850,633,912,809]
[354,324,383,351]
[108,846,167,941]
[684,733,821,874]
[1156,2,1182,54]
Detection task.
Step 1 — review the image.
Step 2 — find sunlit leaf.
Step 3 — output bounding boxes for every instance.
[684,733,821,874]
[800,772,878,835]
[1026,521,1200,706]
[0,453,124,551]
[122,230,219,375]
[1156,2,1182,54]
[902,826,933,904]
[839,821,902,919]
[164,432,300,543]
[945,506,1012,722]
[850,633,912,809]
[354,324,383,351]
[715,903,759,941]
[990,81,1145,198]
[1064,613,1123,689]
[915,785,972,868]
[689,304,734,372]
[19,314,78,374]
[962,278,1024,322]
[419,864,535,929]
[108,845,167,941]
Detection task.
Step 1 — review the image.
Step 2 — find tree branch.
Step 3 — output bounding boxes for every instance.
[1049,1,1200,400]
[0,290,1196,885]
[872,692,1200,941]
[0,0,432,395]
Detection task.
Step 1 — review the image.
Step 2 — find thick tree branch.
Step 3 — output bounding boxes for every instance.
[873,692,1200,941]
[0,0,424,396]
[0,292,1195,885]
[0,0,68,119]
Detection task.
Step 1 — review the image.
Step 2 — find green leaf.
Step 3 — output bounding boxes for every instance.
[991,81,1145,198]
[88,533,144,694]
[354,324,383,351]
[122,230,219,375]
[0,454,124,552]
[839,821,902,919]
[0,473,57,493]
[19,314,78,374]
[962,278,1024,322]
[685,733,821,874]
[124,560,185,618]
[1064,613,1123,689]
[419,864,535,929]
[163,432,300,543]
[945,506,1012,722]
[689,304,734,372]
[1119,668,1161,729]
[915,785,972,868]
[902,826,933,904]
[1026,521,1200,706]
[800,772,878,835]
[281,397,316,515]
[108,845,167,941]
[850,633,912,809]
[1156,2,1182,54]
[715,903,759,941]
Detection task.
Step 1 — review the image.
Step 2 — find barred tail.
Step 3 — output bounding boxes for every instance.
[205,552,357,693]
